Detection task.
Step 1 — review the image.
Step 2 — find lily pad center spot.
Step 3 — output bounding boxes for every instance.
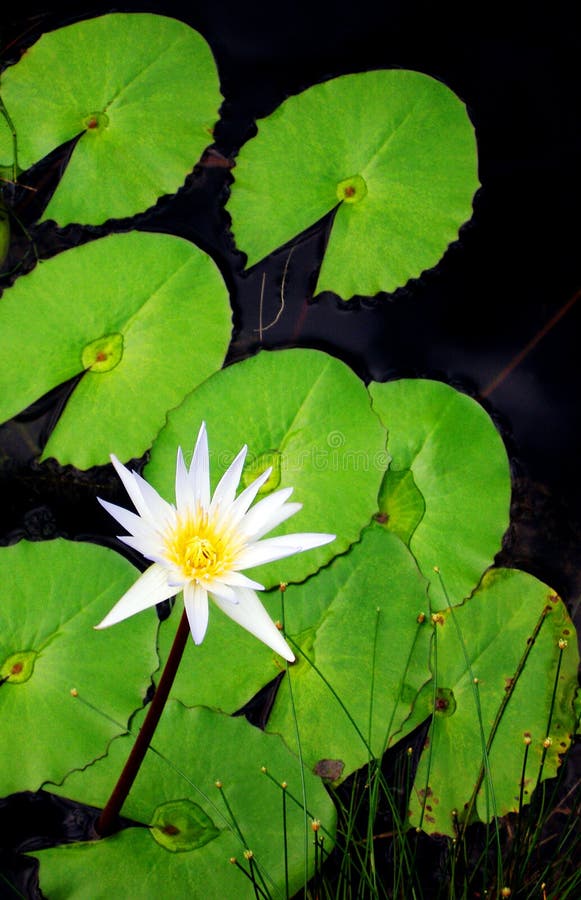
[82,333,124,373]
[149,799,220,852]
[376,468,425,545]
[336,174,367,204]
[434,687,456,717]
[83,111,109,132]
[242,450,281,496]
[1,650,38,684]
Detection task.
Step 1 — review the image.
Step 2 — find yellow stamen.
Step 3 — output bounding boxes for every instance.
[164,512,240,582]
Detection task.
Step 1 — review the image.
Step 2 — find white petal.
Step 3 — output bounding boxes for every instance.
[117,533,168,562]
[215,571,265,591]
[183,582,209,644]
[175,446,190,511]
[109,455,173,528]
[205,580,238,604]
[98,497,157,543]
[95,564,177,629]
[131,471,175,526]
[249,502,302,541]
[228,466,274,524]
[210,444,247,514]
[240,489,299,539]
[109,455,152,522]
[212,587,294,661]
[236,532,335,569]
[189,423,210,511]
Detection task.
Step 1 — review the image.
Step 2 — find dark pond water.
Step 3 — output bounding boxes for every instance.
[1,1,580,896]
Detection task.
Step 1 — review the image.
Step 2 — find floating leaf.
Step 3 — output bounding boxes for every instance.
[159,526,432,781]
[369,379,511,609]
[227,69,478,299]
[0,13,221,225]
[0,231,231,468]
[0,193,9,267]
[265,526,432,778]
[36,703,336,898]
[146,348,387,586]
[408,568,580,836]
[0,106,13,172]
[0,540,157,796]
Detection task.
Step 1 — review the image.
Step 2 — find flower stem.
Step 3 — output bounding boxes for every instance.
[96,608,190,837]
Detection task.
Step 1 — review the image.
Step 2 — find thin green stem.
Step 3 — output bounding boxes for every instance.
[280,587,308,897]
[282,785,289,899]
[96,608,190,837]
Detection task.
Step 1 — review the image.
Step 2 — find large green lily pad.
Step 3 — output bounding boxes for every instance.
[369,379,511,609]
[37,703,336,899]
[159,526,432,782]
[266,526,433,778]
[0,13,221,225]
[408,568,580,836]
[0,231,231,468]
[0,539,158,796]
[146,347,387,586]
[227,69,478,299]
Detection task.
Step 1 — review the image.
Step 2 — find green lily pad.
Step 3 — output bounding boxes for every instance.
[265,526,433,778]
[37,703,336,898]
[227,69,478,299]
[0,13,221,225]
[408,568,580,836]
[0,539,157,796]
[369,379,511,609]
[0,231,231,468]
[159,526,432,781]
[146,347,387,586]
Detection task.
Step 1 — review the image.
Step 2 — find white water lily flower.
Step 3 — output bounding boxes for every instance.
[96,423,335,661]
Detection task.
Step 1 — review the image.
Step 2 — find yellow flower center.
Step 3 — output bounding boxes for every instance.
[165,513,238,582]
[184,536,218,576]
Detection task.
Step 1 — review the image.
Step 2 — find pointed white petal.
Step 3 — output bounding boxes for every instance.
[95,564,177,629]
[249,502,302,541]
[98,497,157,543]
[109,455,152,522]
[228,466,274,524]
[175,446,190,511]
[131,471,175,525]
[240,489,300,539]
[212,587,294,661]
[210,444,247,514]
[183,581,209,644]
[216,571,265,591]
[109,455,174,528]
[189,423,210,511]
[205,580,238,604]
[236,532,336,569]
[117,533,168,562]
